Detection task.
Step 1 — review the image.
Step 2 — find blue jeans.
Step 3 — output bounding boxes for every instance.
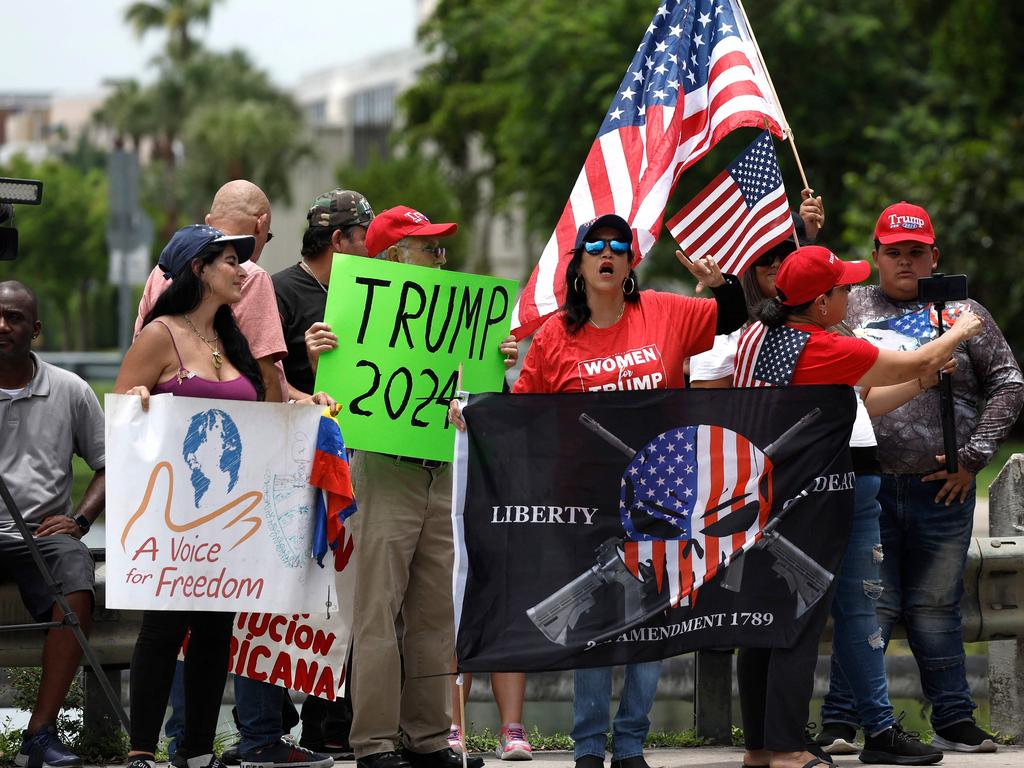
[235,675,286,753]
[165,661,186,759]
[821,474,976,729]
[572,661,661,760]
[820,475,895,736]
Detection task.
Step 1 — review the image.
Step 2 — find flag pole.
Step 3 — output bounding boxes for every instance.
[763,116,802,249]
[734,0,811,191]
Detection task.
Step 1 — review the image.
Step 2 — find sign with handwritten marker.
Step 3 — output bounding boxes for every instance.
[315,255,516,461]
[105,394,345,612]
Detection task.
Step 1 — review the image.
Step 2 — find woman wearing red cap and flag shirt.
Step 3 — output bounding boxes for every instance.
[731,245,981,768]
[452,213,748,768]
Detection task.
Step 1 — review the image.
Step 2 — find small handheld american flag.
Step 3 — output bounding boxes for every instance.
[667,131,794,276]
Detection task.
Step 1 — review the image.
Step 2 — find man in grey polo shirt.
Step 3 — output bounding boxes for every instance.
[0,280,105,768]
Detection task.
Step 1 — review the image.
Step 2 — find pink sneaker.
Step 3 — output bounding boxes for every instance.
[496,723,532,761]
[448,725,465,754]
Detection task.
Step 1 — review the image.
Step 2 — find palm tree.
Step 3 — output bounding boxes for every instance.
[123,0,223,65]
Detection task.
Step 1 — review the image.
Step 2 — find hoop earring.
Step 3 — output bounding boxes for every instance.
[622,276,637,296]
[574,276,584,294]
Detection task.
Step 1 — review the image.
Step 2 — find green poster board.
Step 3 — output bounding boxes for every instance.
[314,254,518,461]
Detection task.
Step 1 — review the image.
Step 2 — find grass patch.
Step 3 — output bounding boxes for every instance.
[976,440,1024,498]
[461,726,714,753]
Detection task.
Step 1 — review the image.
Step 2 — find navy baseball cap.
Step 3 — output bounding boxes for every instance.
[573,214,633,251]
[158,224,256,279]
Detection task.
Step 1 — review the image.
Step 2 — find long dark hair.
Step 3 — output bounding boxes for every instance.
[562,249,641,334]
[143,249,266,400]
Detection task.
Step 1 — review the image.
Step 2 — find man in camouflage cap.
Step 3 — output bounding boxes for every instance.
[273,189,375,400]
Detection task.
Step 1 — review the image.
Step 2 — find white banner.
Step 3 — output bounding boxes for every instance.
[230,609,351,700]
[105,394,339,612]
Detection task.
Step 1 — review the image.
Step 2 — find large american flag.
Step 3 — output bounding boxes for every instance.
[666,131,794,275]
[620,424,772,607]
[512,0,786,338]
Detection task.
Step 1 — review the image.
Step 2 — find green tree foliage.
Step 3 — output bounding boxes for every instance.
[403,0,1024,351]
[124,0,223,65]
[0,156,110,350]
[96,4,308,240]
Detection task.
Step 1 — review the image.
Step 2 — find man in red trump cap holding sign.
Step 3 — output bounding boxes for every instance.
[340,207,517,768]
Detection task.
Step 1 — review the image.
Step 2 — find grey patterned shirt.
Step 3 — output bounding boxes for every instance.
[846,285,1023,475]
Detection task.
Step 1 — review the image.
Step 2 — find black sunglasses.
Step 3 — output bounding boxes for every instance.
[753,250,788,269]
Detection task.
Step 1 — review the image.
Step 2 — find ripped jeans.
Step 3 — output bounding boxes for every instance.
[820,474,896,736]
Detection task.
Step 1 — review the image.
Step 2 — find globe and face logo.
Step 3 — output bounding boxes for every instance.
[182,409,243,507]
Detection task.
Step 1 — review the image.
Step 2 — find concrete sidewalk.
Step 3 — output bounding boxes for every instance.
[459,747,1023,768]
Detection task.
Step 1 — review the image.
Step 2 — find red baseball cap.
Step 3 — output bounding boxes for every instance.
[364,205,458,256]
[775,245,871,306]
[874,201,935,245]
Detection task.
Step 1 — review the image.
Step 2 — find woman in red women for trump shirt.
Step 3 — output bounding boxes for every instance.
[453,213,746,768]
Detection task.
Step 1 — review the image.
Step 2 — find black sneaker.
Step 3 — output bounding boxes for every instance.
[221,744,242,766]
[357,752,411,768]
[931,720,997,753]
[860,717,943,765]
[804,724,834,764]
[816,722,859,755]
[241,740,334,768]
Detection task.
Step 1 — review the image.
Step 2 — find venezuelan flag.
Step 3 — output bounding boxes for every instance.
[310,410,357,570]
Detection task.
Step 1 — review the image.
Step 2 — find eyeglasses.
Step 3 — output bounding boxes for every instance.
[266,231,274,243]
[583,239,631,255]
[406,244,446,259]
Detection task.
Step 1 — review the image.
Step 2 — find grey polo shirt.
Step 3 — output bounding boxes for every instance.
[0,353,105,536]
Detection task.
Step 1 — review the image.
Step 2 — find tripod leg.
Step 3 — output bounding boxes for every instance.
[0,474,130,731]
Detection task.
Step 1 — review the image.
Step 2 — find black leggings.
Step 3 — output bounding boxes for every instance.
[129,609,234,756]
[736,593,833,753]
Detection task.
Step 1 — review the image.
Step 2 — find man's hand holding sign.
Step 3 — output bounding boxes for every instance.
[313,206,518,462]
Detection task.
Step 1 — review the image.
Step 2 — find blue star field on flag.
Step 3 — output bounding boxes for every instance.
[753,325,811,386]
[620,426,700,541]
[728,131,785,209]
[599,0,744,137]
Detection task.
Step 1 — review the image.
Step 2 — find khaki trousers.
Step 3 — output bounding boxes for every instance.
[349,451,455,757]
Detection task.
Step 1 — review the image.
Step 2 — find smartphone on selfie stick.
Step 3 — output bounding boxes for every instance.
[917,273,969,474]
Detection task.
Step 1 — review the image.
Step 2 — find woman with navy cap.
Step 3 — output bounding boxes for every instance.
[115,225,335,768]
[732,245,981,768]
[453,213,747,768]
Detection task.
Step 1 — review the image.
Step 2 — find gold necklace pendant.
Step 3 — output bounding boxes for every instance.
[211,349,223,370]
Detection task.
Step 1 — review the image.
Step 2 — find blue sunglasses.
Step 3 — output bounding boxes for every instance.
[583,238,631,255]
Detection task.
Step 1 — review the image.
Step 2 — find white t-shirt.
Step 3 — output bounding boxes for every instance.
[689,329,741,382]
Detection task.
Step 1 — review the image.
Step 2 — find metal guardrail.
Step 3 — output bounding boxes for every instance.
[35,351,123,381]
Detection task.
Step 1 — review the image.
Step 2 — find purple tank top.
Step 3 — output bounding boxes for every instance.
[149,321,258,401]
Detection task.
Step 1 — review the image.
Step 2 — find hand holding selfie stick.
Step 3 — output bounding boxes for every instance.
[920,273,968,475]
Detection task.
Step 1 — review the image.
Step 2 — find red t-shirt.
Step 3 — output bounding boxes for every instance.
[512,290,718,394]
[734,322,879,387]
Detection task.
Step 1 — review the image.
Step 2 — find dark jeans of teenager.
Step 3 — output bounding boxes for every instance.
[822,474,977,729]
[129,609,235,756]
[820,474,897,736]
[737,582,834,753]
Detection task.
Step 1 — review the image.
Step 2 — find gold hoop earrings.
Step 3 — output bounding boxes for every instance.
[623,276,637,296]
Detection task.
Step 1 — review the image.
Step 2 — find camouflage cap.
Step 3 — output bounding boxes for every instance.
[306,189,374,229]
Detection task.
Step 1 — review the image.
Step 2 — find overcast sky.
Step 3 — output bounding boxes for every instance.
[3,0,419,95]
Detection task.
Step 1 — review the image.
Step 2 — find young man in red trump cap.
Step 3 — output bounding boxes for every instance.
[820,203,1023,754]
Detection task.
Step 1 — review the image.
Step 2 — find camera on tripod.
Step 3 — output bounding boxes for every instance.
[0,176,45,261]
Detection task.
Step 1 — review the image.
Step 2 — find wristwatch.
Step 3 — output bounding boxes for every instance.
[74,515,91,535]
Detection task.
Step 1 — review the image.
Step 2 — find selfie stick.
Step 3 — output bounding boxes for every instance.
[932,282,959,475]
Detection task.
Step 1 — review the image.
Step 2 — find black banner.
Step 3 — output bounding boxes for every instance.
[452,386,857,672]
